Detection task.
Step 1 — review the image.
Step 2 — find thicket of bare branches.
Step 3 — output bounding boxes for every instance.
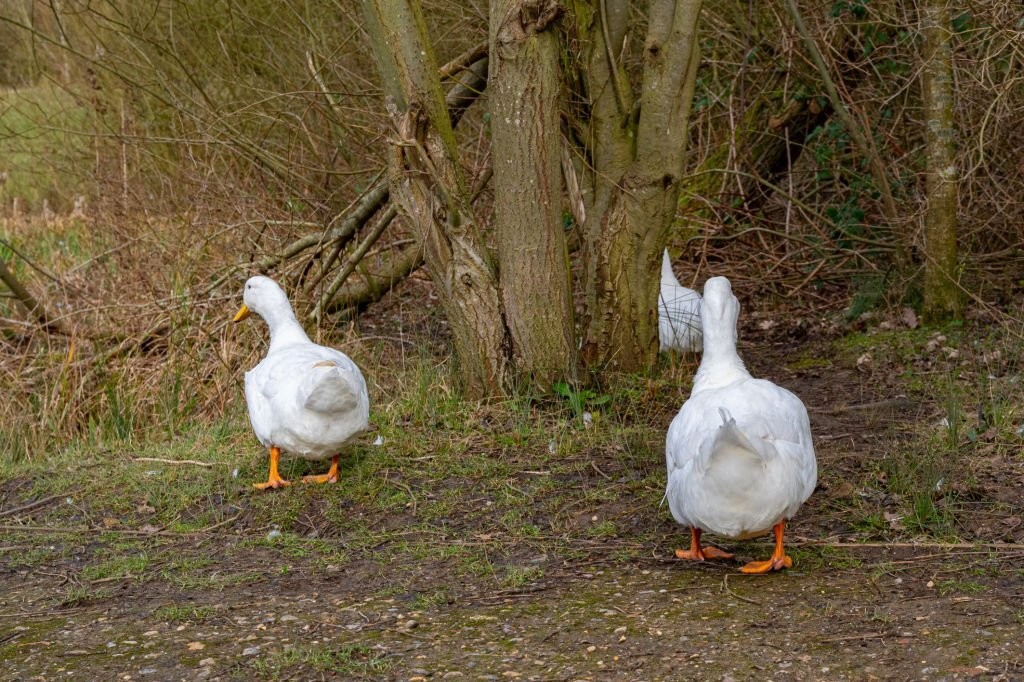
[2,0,1023,455]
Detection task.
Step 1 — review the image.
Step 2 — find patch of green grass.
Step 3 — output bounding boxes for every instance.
[154,604,216,623]
[411,589,450,609]
[81,554,150,582]
[0,84,92,210]
[59,585,114,608]
[936,579,987,596]
[502,565,544,588]
[850,510,888,536]
[786,545,861,570]
[786,356,832,371]
[241,530,348,562]
[832,325,963,372]
[588,520,618,538]
[251,643,391,678]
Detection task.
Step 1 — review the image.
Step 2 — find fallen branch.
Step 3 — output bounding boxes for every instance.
[0,512,242,537]
[791,540,1024,550]
[132,457,216,468]
[322,243,423,315]
[0,257,67,334]
[0,493,68,518]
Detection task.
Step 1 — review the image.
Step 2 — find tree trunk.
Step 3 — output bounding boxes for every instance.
[362,0,510,396]
[574,0,704,371]
[920,0,960,322]
[489,0,574,389]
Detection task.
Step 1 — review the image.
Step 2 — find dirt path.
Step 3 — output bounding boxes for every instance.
[4,322,1024,680]
[4,547,1023,680]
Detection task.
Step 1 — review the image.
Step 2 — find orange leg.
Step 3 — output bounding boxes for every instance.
[253,446,291,490]
[302,455,340,484]
[674,527,735,561]
[739,520,793,574]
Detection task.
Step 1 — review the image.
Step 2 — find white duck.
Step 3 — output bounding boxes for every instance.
[233,276,370,490]
[665,276,816,573]
[658,249,703,353]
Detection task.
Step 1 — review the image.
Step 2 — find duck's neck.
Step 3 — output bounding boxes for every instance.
[263,305,312,353]
[693,318,750,390]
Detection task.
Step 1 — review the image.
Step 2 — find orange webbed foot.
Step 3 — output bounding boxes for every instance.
[674,528,735,562]
[253,447,291,491]
[738,555,792,574]
[675,546,735,561]
[301,472,338,484]
[253,477,291,491]
[737,521,793,574]
[301,455,339,484]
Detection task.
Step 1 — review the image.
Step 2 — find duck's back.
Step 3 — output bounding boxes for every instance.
[666,377,816,537]
[245,342,369,458]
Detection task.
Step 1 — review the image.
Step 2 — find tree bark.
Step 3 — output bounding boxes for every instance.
[489,0,574,389]
[920,0,960,322]
[574,0,704,371]
[363,0,510,396]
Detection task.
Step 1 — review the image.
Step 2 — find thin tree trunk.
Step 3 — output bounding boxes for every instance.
[920,0,960,322]
[363,0,509,396]
[575,0,703,370]
[489,0,574,388]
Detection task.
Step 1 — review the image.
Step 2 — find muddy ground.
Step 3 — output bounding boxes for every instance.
[3,308,1024,681]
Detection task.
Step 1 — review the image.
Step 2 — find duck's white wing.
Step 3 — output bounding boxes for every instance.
[245,343,369,458]
[665,378,816,537]
[718,379,817,504]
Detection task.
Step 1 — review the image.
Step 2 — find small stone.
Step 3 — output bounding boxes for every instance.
[442,673,464,679]
[613,626,627,634]
[280,614,298,622]
[242,646,261,656]
[139,669,158,676]
[586,645,596,653]
[198,658,215,667]
[187,642,205,651]
[404,619,418,629]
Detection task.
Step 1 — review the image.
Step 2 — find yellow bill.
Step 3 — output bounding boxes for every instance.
[233,303,252,322]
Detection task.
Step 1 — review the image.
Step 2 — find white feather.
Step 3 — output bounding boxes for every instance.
[665,276,816,540]
[658,249,703,353]
[240,276,369,461]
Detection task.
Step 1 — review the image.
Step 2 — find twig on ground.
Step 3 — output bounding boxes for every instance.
[132,457,215,468]
[791,540,1024,550]
[0,493,68,518]
[0,511,242,537]
[722,573,762,605]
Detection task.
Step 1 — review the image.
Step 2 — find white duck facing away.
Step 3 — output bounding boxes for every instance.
[659,249,703,353]
[665,276,816,573]
[233,276,370,490]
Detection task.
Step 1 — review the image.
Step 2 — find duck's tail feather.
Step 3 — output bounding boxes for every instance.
[301,363,361,414]
[661,249,681,287]
[707,408,766,467]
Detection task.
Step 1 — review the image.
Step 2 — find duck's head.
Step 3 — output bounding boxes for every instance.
[701,276,740,332]
[233,276,292,323]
